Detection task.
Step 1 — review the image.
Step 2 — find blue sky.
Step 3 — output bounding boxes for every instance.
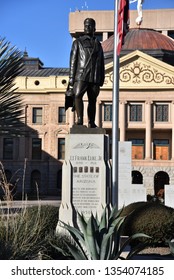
[1,0,174,68]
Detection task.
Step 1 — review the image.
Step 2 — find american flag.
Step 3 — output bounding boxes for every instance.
[117,0,130,55]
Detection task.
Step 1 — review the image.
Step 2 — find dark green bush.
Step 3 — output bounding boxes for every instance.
[121,201,174,246]
[119,201,147,217]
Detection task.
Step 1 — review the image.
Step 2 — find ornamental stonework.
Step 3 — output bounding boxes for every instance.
[120,62,174,85]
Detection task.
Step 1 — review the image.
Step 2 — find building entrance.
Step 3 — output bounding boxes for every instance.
[154,171,169,199]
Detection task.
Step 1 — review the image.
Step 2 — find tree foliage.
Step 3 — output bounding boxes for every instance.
[0,38,24,136]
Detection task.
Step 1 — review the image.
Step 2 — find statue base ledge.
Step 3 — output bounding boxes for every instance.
[70,125,106,134]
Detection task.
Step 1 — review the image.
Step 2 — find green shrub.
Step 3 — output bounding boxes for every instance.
[121,201,174,246]
[0,205,60,259]
[119,201,147,216]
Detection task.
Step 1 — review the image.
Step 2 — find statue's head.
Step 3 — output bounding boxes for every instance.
[84,18,96,36]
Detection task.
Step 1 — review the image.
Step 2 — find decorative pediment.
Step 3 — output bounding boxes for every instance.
[103,50,174,89]
[55,127,69,135]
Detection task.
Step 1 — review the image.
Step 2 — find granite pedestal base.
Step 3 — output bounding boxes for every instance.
[57,126,111,229]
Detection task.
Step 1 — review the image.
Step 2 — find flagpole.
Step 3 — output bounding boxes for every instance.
[112,0,119,208]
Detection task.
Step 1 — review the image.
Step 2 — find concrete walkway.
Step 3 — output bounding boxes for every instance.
[0,198,61,208]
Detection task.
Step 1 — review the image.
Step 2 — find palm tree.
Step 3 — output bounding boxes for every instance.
[0,37,24,136]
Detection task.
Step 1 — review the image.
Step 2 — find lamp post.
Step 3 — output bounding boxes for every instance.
[112,0,120,208]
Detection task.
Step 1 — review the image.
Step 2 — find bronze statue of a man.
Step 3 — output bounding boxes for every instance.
[68,18,105,128]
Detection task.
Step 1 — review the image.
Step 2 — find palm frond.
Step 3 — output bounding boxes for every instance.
[0,37,25,136]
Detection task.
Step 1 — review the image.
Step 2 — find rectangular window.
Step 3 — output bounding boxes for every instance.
[129,139,144,159]
[154,139,169,160]
[58,138,65,160]
[104,104,112,121]
[130,104,142,121]
[58,107,66,123]
[32,138,42,160]
[95,33,103,41]
[3,138,13,160]
[108,32,114,38]
[32,107,42,124]
[168,30,174,39]
[155,104,168,122]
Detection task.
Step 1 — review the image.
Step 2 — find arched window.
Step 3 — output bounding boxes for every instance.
[132,170,143,184]
[31,170,41,194]
[154,171,169,197]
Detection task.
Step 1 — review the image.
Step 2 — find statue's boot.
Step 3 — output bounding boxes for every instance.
[88,103,97,128]
[75,97,83,125]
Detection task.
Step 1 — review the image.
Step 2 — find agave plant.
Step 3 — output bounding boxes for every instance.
[54,205,150,260]
[166,239,174,256]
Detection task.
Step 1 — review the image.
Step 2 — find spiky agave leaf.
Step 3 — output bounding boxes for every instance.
[87,213,100,250]
[0,38,24,136]
[64,242,88,260]
[76,212,93,258]
[96,206,108,250]
[93,214,101,254]
[166,239,174,256]
[50,240,88,260]
[109,206,124,225]
[99,227,114,260]
[99,205,108,233]
[111,216,127,259]
[77,213,101,260]
[100,216,126,260]
[84,214,100,259]
[122,233,151,259]
[50,243,72,258]
[77,211,87,235]
[58,221,86,255]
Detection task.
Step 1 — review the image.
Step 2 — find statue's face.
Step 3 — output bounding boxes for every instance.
[84,20,95,36]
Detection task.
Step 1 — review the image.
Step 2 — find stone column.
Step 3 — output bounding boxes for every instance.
[145,101,152,159]
[119,101,126,141]
[103,32,108,41]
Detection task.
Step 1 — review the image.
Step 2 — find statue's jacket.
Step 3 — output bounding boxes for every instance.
[69,35,105,86]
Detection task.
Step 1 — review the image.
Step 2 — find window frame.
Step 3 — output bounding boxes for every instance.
[32,138,42,160]
[58,138,65,160]
[58,107,66,123]
[103,103,112,122]
[129,103,143,122]
[153,139,170,160]
[32,107,43,124]
[129,138,145,160]
[154,103,169,122]
[3,138,14,160]
[168,30,174,40]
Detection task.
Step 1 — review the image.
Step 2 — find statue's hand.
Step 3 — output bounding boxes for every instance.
[69,78,74,87]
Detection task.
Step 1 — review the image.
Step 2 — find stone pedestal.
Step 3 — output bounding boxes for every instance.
[58,126,111,227]
[118,142,146,209]
[165,185,174,208]
[130,184,146,204]
[118,142,132,208]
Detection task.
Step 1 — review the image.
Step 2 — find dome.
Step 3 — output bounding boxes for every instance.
[102,28,174,66]
[102,28,174,53]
